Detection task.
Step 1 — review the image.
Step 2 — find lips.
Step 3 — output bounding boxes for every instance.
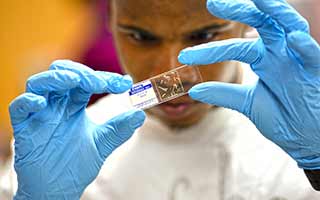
[160,102,191,115]
[157,96,197,118]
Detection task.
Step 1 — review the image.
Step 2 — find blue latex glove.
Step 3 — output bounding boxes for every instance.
[9,60,146,199]
[179,0,320,169]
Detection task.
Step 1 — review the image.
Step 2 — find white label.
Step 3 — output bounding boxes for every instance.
[129,80,159,109]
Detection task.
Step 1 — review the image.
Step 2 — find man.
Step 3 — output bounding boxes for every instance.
[3,0,320,199]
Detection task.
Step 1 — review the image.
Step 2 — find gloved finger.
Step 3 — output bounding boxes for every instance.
[178,38,262,65]
[287,31,320,75]
[26,70,81,94]
[252,0,309,33]
[94,109,146,159]
[9,93,47,125]
[189,82,253,116]
[50,60,133,94]
[206,0,284,44]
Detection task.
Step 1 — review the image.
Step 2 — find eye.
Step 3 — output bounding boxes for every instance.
[188,32,219,42]
[128,32,158,43]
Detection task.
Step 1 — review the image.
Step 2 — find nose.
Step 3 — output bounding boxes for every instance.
[149,42,184,77]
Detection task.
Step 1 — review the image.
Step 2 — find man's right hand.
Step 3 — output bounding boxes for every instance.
[9,60,146,200]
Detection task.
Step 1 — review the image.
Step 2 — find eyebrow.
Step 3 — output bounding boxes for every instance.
[117,22,233,37]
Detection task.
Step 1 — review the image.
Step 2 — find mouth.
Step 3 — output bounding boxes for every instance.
[157,97,198,119]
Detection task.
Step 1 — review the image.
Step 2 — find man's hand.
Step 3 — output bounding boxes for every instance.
[179,0,320,170]
[9,60,146,199]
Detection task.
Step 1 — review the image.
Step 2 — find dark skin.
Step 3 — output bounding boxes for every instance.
[109,0,246,128]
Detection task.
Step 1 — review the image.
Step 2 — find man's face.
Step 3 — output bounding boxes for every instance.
[110,0,245,127]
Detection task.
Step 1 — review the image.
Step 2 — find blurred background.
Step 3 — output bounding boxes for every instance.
[0,0,319,166]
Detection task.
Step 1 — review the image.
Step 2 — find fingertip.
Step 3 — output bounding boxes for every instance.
[178,48,194,65]
[178,51,187,64]
[111,109,146,130]
[188,83,211,101]
[188,90,199,101]
[22,95,47,113]
[122,75,133,88]
[21,93,47,109]
[10,93,42,109]
[9,93,47,124]
[128,109,146,129]
[188,87,198,100]
[108,74,133,94]
[96,109,146,160]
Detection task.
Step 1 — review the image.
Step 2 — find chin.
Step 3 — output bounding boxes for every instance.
[160,115,206,129]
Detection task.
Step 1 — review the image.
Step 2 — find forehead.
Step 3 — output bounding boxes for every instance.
[111,0,227,32]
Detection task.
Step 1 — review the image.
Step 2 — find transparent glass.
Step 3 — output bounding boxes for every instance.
[128,65,203,110]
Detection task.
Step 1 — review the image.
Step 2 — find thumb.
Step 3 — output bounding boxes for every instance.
[189,82,253,116]
[94,109,146,160]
